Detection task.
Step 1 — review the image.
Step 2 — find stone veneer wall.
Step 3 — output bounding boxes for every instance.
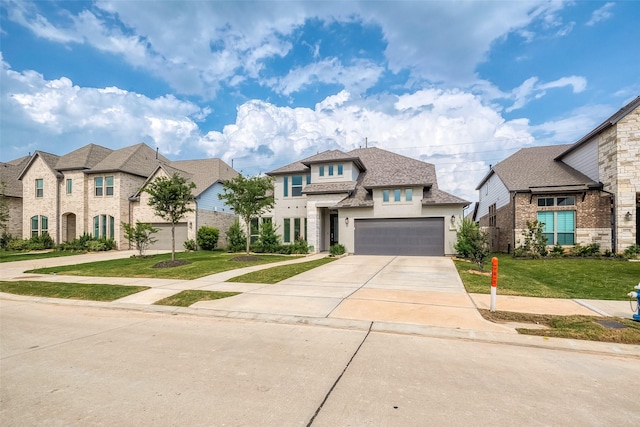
[5,197,23,238]
[598,107,639,250]
[21,156,59,242]
[196,210,238,249]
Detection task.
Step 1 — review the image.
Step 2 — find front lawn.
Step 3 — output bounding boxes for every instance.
[479,310,640,344]
[154,290,240,307]
[226,257,336,284]
[0,281,149,301]
[25,251,301,280]
[0,250,81,263]
[454,254,639,300]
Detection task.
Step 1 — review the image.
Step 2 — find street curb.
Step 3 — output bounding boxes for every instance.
[3,293,639,359]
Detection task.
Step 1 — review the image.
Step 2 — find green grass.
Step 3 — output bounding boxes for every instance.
[479,310,640,344]
[226,257,336,283]
[153,290,240,307]
[454,254,640,300]
[25,251,301,280]
[0,281,149,301]
[0,250,82,263]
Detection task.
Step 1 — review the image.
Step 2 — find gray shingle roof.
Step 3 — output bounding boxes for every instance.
[267,150,351,175]
[56,144,113,170]
[349,147,436,188]
[302,181,357,195]
[422,188,469,205]
[17,151,61,181]
[89,143,170,177]
[169,159,238,196]
[0,156,29,198]
[477,144,598,191]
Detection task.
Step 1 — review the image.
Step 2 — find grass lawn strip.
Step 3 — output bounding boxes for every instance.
[25,251,301,280]
[153,290,240,307]
[0,250,82,263]
[454,254,640,300]
[479,309,640,344]
[0,281,149,302]
[226,257,336,284]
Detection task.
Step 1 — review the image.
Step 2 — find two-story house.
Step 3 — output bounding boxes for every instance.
[10,142,238,250]
[266,147,469,255]
[475,96,639,253]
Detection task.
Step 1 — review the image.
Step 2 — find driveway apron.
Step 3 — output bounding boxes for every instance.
[195,255,511,332]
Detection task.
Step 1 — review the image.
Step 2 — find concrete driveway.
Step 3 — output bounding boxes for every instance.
[194,255,512,332]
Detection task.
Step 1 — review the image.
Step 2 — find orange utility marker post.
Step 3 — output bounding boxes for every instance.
[490,257,498,312]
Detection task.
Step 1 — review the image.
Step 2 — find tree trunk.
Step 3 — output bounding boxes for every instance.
[171,223,176,261]
[245,219,250,255]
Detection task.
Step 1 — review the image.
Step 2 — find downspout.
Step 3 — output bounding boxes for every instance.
[599,187,616,253]
[56,175,62,244]
[128,195,139,250]
[194,199,199,250]
[512,191,517,253]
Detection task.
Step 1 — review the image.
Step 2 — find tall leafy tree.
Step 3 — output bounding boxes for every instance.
[218,174,274,254]
[144,173,196,261]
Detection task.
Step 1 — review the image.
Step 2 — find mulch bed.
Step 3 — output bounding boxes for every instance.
[152,260,191,268]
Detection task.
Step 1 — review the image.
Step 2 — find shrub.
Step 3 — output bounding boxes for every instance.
[289,238,310,254]
[515,220,547,258]
[255,221,280,253]
[571,243,601,257]
[183,239,196,251]
[197,226,219,250]
[226,220,246,252]
[0,232,13,249]
[454,217,490,270]
[329,243,346,256]
[623,244,640,259]
[56,234,115,252]
[550,243,565,257]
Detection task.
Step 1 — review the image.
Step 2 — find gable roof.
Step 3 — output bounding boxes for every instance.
[17,150,61,181]
[89,143,170,177]
[556,96,640,160]
[349,147,436,189]
[0,156,30,198]
[476,145,598,191]
[55,143,113,171]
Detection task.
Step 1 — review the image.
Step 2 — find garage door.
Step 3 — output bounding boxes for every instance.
[354,218,444,256]
[150,223,188,251]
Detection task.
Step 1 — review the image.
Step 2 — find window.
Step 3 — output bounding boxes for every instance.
[306,174,311,185]
[93,215,115,238]
[283,218,291,243]
[489,203,497,227]
[283,176,289,197]
[31,215,48,237]
[319,166,324,177]
[537,197,555,207]
[294,218,301,240]
[328,165,334,176]
[250,218,260,243]
[31,216,39,237]
[405,189,413,202]
[393,189,401,202]
[337,164,343,175]
[66,178,72,194]
[557,196,575,206]
[95,177,103,196]
[382,189,390,202]
[35,179,43,198]
[105,176,114,196]
[292,175,303,197]
[537,211,574,245]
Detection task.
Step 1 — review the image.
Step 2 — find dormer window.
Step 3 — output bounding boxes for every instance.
[337,164,343,175]
[319,166,325,177]
[328,165,334,176]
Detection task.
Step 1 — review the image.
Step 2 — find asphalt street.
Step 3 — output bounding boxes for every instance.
[1,300,638,426]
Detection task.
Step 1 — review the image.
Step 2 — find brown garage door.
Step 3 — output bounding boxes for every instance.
[354,218,444,256]
[150,223,188,251]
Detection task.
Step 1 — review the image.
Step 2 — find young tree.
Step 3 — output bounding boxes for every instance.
[218,174,275,254]
[454,217,490,271]
[144,173,196,261]
[122,221,159,256]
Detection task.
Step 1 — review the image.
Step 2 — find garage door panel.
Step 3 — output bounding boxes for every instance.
[354,218,444,256]
[150,223,188,251]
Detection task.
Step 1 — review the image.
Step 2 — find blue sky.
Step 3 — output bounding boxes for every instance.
[1,0,638,202]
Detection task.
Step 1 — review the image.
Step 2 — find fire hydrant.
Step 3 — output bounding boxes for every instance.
[628,283,640,322]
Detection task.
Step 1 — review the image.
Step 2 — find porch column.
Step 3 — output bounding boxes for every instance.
[306,201,320,253]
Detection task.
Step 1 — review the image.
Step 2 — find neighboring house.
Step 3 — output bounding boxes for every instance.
[266,147,469,256]
[130,158,238,250]
[9,142,238,250]
[475,96,640,253]
[0,156,30,238]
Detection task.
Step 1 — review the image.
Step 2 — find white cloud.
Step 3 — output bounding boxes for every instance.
[1,57,205,158]
[506,75,587,112]
[6,1,573,97]
[198,88,535,201]
[586,2,615,26]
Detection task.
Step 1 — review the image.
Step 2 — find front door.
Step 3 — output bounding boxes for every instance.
[330,213,339,246]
